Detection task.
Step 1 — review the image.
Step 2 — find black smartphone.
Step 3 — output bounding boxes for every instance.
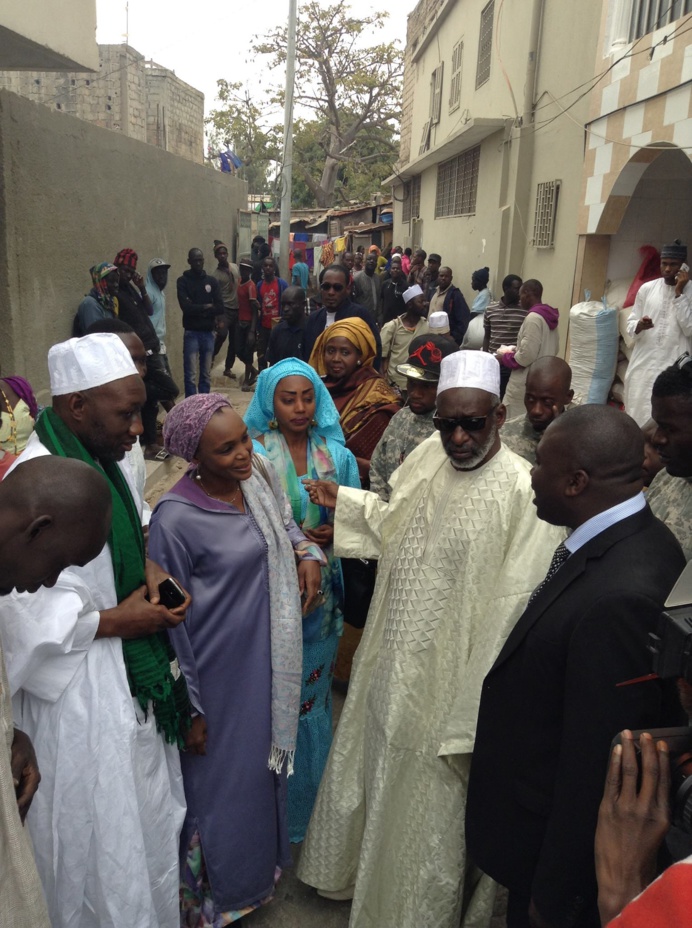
[158,577,187,610]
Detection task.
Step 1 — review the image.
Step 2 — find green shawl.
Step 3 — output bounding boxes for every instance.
[35,408,191,746]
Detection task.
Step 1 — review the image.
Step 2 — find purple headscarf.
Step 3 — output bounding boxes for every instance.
[1,376,38,419]
[163,394,231,461]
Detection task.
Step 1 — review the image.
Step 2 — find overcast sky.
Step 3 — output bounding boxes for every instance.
[95,0,409,120]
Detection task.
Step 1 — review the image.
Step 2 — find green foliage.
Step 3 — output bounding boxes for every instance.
[210,1,403,206]
[291,117,398,208]
[206,80,282,196]
[254,1,402,207]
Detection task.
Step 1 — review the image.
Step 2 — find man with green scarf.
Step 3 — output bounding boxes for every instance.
[1,333,192,928]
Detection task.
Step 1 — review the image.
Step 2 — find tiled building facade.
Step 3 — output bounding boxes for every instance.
[574,2,692,303]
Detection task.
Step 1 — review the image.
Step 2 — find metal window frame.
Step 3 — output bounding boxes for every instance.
[402,175,421,224]
[533,179,561,248]
[419,118,432,155]
[628,0,692,41]
[411,175,421,218]
[402,181,412,223]
[435,146,481,219]
[449,39,464,113]
[476,0,495,89]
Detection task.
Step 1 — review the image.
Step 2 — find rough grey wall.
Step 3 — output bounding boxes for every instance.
[0,89,247,401]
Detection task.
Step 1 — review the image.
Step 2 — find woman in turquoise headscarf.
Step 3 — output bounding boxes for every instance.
[245,358,360,842]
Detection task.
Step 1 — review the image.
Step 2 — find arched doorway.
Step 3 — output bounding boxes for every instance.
[604,146,692,296]
[573,144,692,307]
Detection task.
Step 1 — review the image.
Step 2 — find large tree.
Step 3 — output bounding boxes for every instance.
[206,80,282,196]
[291,117,398,208]
[254,2,402,208]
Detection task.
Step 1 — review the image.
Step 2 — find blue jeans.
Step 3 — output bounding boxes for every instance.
[183,330,215,396]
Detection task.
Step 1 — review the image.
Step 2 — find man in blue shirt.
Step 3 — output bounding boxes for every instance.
[291,250,310,290]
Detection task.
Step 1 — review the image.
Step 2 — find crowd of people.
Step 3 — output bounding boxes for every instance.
[2,236,692,928]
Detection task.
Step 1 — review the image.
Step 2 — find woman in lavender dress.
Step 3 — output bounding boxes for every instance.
[148,394,324,926]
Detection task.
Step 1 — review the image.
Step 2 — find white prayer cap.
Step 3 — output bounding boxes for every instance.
[428,311,450,334]
[403,284,424,304]
[48,333,139,396]
[437,350,500,398]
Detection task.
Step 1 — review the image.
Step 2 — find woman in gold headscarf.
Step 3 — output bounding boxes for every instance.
[309,317,401,486]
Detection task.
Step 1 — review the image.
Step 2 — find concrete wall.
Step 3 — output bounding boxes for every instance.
[0,90,247,403]
[145,65,204,164]
[0,45,205,163]
[2,0,98,71]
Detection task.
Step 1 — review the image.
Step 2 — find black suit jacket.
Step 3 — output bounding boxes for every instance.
[466,506,685,928]
[302,299,382,367]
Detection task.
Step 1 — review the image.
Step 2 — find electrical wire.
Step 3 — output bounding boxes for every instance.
[530,17,692,134]
[545,85,692,149]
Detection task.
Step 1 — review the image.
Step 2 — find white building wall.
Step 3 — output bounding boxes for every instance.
[2,0,98,70]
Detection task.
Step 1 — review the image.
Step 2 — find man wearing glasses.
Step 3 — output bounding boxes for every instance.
[302,263,381,365]
[297,351,560,928]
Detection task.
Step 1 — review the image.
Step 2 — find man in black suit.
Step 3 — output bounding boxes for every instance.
[303,263,381,365]
[466,404,685,928]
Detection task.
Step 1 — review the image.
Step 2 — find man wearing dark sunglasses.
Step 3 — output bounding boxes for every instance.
[297,350,560,928]
[302,263,382,366]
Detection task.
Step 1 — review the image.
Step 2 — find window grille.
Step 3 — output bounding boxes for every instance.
[435,146,480,218]
[476,0,494,88]
[411,175,421,218]
[533,180,561,248]
[449,40,464,113]
[402,175,421,223]
[403,182,411,223]
[430,63,444,125]
[629,0,692,41]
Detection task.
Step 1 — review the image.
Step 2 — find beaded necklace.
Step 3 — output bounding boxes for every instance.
[0,388,17,454]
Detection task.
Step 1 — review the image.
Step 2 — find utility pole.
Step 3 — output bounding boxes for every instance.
[278,0,298,282]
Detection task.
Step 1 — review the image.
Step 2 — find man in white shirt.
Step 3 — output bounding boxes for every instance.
[625,239,692,425]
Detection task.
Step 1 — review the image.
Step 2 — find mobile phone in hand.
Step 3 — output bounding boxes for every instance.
[158,577,187,609]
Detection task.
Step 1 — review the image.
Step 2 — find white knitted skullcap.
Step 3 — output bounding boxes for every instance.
[437,350,500,397]
[48,333,139,396]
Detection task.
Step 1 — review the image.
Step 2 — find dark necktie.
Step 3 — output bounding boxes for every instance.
[528,542,570,604]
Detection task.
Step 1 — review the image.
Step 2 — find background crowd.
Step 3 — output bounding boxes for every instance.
[1,236,692,928]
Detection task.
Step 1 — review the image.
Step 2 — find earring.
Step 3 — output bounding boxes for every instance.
[269,418,279,430]
[310,417,318,426]
[356,360,362,366]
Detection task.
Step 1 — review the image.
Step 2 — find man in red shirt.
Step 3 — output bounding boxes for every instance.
[256,256,288,372]
[237,260,261,391]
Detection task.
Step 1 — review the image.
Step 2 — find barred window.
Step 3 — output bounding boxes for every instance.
[402,175,422,223]
[430,63,444,126]
[435,146,480,218]
[533,180,561,248]
[449,40,463,113]
[629,0,692,41]
[476,0,494,89]
[411,174,421,218]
